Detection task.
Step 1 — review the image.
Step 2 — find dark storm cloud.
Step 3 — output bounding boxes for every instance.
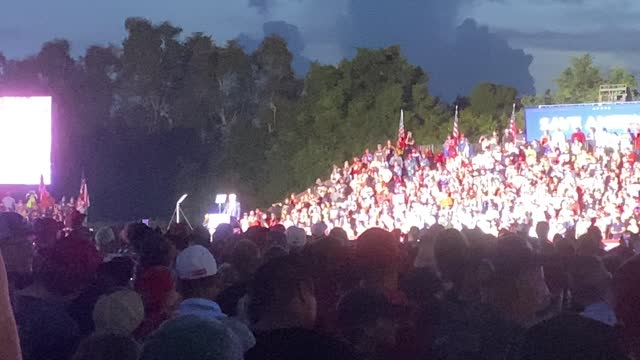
[248,0,272,13]
[237,21,311,76]
[498,28,640,53]
[338,0,535,99]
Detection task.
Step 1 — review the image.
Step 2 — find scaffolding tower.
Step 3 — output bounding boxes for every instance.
[599,84,632,103]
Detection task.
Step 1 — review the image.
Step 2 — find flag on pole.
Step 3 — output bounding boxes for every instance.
[38,174,54,209]
[509,103,518,136]
[38,174,46,201]
[77,173,90,213]
[398,109,405,142]
[452,105,459,142]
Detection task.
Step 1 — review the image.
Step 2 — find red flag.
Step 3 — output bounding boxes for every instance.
[398,110,405,142]
[77,174,90,213]
[38,174,46,200]
[452,105,459,144]
[38,174,54,209]
[397,109,407,151]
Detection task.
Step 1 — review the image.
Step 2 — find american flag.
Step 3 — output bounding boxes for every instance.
[398,109,405,142]
[77,173,90,212]
[509,103,517,136]
[38,174,46,201]
[39,175,54,209]
[452,105,459,141]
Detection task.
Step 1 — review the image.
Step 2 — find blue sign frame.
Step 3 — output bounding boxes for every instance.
[524,102,640,141]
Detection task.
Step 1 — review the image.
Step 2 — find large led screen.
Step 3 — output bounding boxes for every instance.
[0,96,52,185]
[525,102,640,142]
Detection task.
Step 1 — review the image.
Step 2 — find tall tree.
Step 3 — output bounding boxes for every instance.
[555,54,602,103]
[252,35,300,132]
[80,45,120,128]
[607,67,637,92]
[117,18,185,131]
[462,83,518,138]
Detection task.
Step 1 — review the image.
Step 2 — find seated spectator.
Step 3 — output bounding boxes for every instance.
[93,289,144,336]
[337,288,398,360]
[246,255,358,360]
[140,315,242,360]
[517,313,626,360]
[72,333,139,360]
[174,245,255,351]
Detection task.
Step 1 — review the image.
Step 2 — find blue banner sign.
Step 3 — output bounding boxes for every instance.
[525,102,640,142]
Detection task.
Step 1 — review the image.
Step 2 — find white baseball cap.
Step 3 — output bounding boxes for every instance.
[176,245,218,280]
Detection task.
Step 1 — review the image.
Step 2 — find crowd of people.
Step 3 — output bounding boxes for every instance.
[2,206,640,359]
[260,127,640,246]
[2,192,84,223]
[2,125,640,359]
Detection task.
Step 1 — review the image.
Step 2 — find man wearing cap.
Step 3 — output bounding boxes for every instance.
[174,245,255,352]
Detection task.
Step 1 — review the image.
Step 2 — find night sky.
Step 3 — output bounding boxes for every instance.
[2,0,638,96]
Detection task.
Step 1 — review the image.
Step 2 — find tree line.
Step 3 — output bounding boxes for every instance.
[0,18,635,220]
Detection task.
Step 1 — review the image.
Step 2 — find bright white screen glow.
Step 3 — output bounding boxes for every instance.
[0,97,52,185]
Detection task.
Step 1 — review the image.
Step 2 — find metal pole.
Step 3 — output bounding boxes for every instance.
[176,203,181,223]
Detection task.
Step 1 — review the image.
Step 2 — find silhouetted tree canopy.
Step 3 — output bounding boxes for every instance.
[0,18,632,221]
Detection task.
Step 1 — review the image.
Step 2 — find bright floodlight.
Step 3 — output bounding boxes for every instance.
[177,194,188,204]
[228,193,237,201]
[0,96,52,185]
[215,194,228,204]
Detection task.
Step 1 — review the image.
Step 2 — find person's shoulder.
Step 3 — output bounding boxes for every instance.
[249,328,358,360]
[219,317,256,350]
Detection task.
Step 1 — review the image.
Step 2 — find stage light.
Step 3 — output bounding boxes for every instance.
[176,194,188,223]
[229,193,237,201]
[215,194,228,204]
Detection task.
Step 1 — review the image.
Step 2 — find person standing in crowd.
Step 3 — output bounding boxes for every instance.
[337,288,398,360]
[246,255,358,360]
[14,231,101,360]
[568,256,617,326]
[134,265,178,340]
[72,333,139,360]
[140,315,243,360]
[174,244,255,352]
[0,247,22,360]
[92,289,145,336]
[2,192,16,212]
[572,127,586,146]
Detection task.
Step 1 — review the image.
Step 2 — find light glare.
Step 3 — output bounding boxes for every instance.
[0,96,52,185]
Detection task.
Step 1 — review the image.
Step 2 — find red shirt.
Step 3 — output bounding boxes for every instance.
[571,131,586,143]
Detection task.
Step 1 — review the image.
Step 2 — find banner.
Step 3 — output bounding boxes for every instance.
[524,102,640,141]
